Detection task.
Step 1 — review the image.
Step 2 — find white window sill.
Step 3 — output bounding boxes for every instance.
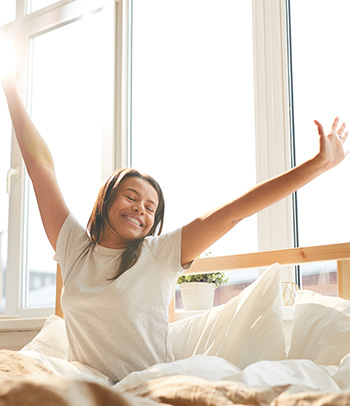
[0,317,47,351]
[0,317,46,332]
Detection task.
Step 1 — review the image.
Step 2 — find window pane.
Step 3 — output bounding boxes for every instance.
[0,1,16,26]
[0,88,11,313]
[300,261,337,297]
[290,0,350,294]
[29,0,59,13]
[26,12,105,307]
[290,0,350,247]
[131,0,257,261]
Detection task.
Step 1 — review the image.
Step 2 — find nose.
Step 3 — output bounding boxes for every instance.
[133,203,144,215]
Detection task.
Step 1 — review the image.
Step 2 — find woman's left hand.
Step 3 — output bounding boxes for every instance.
[314,117,349,171]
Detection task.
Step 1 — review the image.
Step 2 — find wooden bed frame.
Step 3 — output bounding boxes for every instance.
[55,242,350,322]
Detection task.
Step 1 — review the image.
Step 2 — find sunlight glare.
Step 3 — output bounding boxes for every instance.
[0,39,17,79]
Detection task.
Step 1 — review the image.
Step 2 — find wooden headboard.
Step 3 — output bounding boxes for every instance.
[55,242,350,321]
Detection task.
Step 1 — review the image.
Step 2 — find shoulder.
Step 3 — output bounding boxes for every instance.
[58,213,86,241]
[144,227,182,251]
[55,213,92,265]
[142,228,184,272]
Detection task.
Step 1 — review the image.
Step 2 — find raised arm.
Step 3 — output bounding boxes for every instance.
[1,77,69,250]
[181,118,349,266]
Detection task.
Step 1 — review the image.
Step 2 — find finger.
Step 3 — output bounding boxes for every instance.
[342,131,348,143]
[331,117,340,132]
[314,120,325,136]
[338,122,346,135]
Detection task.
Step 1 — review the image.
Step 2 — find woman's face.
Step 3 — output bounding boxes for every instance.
[100,176,159,248]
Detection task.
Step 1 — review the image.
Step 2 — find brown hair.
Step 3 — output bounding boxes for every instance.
[86,168,165,278]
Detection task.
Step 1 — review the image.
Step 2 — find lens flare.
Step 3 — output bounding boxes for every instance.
[0,39,17,79]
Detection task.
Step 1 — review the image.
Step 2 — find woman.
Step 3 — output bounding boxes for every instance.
[1,74,348,382]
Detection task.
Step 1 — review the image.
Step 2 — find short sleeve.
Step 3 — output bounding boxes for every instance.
[54,213,92,280]
[144,228,192,274]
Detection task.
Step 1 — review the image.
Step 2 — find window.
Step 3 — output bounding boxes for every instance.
[25,12,106,308]
[131,0,348,303]
[28,0,60,13]
[0,1,16,26]
[289,0,350,294]
[1,0,117,316]
[129,0,291,306]
[2,0,345,316]
[130,0,257,256]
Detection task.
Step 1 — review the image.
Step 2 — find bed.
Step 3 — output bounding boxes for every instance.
[0,242,349,405]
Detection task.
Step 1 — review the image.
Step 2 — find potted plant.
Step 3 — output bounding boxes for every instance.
[177,272,229,311]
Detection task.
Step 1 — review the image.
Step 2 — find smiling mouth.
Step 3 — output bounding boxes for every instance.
[123,215,142,227]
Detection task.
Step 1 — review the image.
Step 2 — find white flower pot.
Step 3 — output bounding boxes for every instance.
[179,282,216,311]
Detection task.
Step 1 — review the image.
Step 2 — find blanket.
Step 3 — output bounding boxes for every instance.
[1,372,350,406]
[124,375,350,406]
[0,350,153,406]
[0,349,54,378]
[1,350,350,406]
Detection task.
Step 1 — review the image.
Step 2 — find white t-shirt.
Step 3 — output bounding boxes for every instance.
[55,213,186,382]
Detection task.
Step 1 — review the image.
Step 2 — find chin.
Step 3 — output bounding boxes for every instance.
[124,231,147,242]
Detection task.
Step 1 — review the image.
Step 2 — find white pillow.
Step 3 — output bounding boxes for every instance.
[21,314,69,359]
[288,290,350,365]
[116,355,240,390]
[169,263,286,369]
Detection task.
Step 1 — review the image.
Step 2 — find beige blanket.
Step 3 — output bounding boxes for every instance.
[0,350,157,405]
[125,375,350,406]
[1,350,350,406]
[0,349,53,377]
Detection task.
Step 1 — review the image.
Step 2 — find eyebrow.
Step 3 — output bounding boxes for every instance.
[125,188,157,207]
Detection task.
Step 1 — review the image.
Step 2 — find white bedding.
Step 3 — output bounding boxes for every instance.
[117,354,350,393]
[19,349,110,384]
[18,262,350,398]
[18,349,350,394]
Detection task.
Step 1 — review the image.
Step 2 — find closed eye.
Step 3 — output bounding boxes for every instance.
[126,195,136,202]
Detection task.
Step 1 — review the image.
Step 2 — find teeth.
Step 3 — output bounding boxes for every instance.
[124,215,141,227]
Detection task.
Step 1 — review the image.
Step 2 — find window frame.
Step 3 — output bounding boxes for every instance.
[252,0,295,281]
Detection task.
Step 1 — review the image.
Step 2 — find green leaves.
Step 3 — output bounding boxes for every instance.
[177,272,228,288]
